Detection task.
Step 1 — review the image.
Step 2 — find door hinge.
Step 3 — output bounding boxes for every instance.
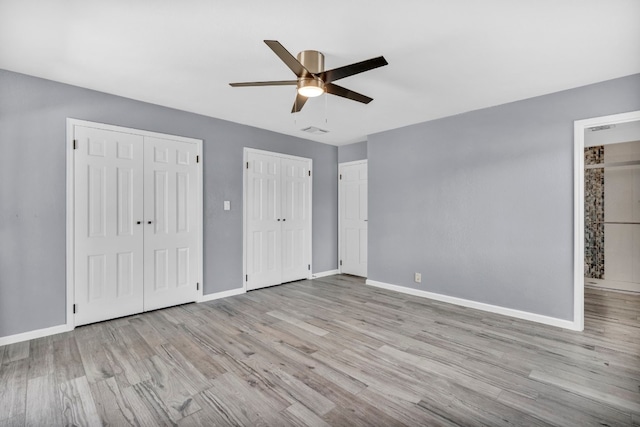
[339,174,342,180]
[196,155,200,163]
[308,264,311,271]
[246,274,248,281]
[308,170,311,177]
[340,260,342,266]
[73,304,76,314]
[73,139,77,150]
[196,282,200,291]
[246,161,249,169]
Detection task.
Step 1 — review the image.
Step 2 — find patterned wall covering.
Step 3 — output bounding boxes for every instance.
[584,146,604,278]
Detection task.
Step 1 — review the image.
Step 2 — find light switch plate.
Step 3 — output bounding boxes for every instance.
[224,201,230,211]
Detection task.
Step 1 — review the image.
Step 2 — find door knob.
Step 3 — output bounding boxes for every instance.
[277,219,281,221]
[147,221,152,224]
[136,221,141,225]
[282,219,286,222]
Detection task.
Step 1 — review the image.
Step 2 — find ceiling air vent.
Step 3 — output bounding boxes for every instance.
[588,125,615,132]
[301,126,329,135]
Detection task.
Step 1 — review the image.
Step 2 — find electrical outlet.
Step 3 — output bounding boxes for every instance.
[414,272,422,283]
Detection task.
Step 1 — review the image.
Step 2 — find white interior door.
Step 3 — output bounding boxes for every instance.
[74,126,145,326]
[340,161,368,277]
[143,136,200,311]
[246,151,282,290]
[281,157,311,283]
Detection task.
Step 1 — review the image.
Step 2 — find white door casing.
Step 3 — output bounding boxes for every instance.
[69,119,203,327]
[143,136,200,311]
[73,126,145,326]
[573,110,640,332]
[339,161,368,277]
[244,148,312,291]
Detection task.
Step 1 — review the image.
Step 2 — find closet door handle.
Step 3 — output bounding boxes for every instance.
[277,219,281,221]
[282,219,286,222]
[147,221,152,224]
[136,221,141,225]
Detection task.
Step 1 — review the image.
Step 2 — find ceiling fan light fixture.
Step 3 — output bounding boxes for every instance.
[297,78,324,98]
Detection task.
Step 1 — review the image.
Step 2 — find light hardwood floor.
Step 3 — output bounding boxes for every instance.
[1,274,639,426]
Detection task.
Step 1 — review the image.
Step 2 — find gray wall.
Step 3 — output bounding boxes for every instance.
[338,140,367,163]
[368,73,640,321]
[0,69,338,338]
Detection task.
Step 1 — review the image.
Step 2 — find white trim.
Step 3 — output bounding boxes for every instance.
[242,147,314,291]
[338,159,368,167]
[199,287,246,303]
[0,324,73,347]
[65,120,76,332]
[67,118,202,144]
[366,279,579,331]
[197,140,204,302]
[66,118,204,329]
[311,269,340,279]
[573,110,640,333]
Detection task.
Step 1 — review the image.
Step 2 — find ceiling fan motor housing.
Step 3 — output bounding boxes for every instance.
[297,50,324,74]
[297,50,325,94]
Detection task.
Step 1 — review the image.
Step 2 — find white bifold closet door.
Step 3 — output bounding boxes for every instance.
[73,125,200,326]
[339,161,368,277]
[245,149,311,291]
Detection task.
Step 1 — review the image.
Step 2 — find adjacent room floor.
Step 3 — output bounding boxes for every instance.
[0,274,638,426]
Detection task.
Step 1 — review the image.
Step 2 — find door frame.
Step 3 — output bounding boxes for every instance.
[573,110,640,332]
[242,147,313,291]
[338,159,367,275]
[66,118,204,328]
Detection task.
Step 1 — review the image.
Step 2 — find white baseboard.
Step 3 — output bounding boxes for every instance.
[0,323,73,347]
[311,269,340,279]
[199,287,245,303]
[365,279,580,331]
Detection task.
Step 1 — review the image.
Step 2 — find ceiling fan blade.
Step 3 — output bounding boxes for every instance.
[319,56,388,84]
[264,40,311,78]
[229,80,297,87]
[325,83,373,104]
[291,93,308,113]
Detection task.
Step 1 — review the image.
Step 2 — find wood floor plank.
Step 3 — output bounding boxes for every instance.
[122,382,177,427]
[529,369,640,414]
[139,355,202,421]
[27,336,54,380]
[89,377,139,426]
[266,310,331,336]
[0,414,24,427]
[281,402,331,427]
[242,353,336,416]
[0,360,27,422]
[58,376,102,426]
[52,336,85,384]
[24,375,62,426]
[3,342,29,364]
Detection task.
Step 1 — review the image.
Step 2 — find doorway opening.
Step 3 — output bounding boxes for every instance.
[574,110,640,331]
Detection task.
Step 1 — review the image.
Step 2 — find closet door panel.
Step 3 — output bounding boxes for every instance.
[246,152,282,290]
[281,157,311,283]
[143,137,199,311]
[74,126,144,326]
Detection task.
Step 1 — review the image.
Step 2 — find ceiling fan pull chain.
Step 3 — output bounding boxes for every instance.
[325,91,328,124]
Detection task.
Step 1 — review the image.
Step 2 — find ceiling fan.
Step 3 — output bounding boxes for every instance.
[229,40,388,113]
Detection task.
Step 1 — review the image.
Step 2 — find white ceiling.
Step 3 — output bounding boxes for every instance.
[1,0,639,146]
